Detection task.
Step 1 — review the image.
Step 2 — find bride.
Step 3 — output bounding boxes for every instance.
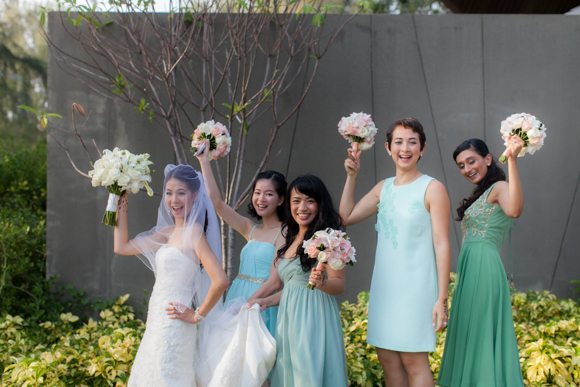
[113,164,275,386]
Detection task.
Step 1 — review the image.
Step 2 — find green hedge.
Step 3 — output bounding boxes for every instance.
[0,141,49,319]
[1,286,577,386]
[341,280,580,386]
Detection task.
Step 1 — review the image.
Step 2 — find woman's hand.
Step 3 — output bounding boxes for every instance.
[246,298,268,311]
[194,139,211,162]
[308,266,327,289]
[117,192,129,214]
[166,302,204,324]
[503,135,525,160]
[344,149,361,177]
[432,298,448,332]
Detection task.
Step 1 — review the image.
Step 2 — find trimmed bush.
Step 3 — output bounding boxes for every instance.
[341,277,579,386]
[1,295,144,385]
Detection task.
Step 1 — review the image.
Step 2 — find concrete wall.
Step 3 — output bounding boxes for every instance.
[47,14,580,313]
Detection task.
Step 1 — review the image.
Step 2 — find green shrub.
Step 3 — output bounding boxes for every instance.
[341,276,579,386]
[0,141,50,319]
[0,140,47,212]
[1,294,144,385]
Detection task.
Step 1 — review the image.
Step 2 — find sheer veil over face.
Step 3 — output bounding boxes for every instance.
[130,164,222,303]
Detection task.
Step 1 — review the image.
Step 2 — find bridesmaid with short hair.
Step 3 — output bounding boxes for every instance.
[340,117,451,386]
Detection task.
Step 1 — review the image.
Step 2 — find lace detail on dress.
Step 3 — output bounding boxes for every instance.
[376,181,398,249]
[461,185,498,240]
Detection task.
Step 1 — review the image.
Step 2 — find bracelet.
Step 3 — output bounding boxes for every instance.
[194,308,205,323]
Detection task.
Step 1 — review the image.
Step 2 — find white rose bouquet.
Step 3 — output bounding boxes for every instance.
[337,112,378,153]
[89,147,154,226]
[499,113,547,163]
[302,228,356,289]
[191,120,232,160]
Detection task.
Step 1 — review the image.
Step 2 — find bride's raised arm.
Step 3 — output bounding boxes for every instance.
[113,194,142,256]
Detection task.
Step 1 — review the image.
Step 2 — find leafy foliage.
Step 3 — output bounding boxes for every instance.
[0,1,47,143]
[1,295,144,385]
[353,0,448,14]
[341,275,580,386]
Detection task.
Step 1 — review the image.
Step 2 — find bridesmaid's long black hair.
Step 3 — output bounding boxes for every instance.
[453,138,506,221]
[277,175,342,272]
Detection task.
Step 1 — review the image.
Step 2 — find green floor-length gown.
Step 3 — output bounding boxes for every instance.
[270,258,348,387]
[438,184,524,387]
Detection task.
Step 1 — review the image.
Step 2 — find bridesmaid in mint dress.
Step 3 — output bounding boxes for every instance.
[249,175,348,387]
[196,143,287,335]
[226,225,281,333]
[438,137,525,386]
[340,118,451,386]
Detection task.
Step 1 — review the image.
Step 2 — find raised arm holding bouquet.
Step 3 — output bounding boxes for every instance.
[88,147,154,226]
[337,112,378,158]
[498,112,547,163]
[191,120,232,160]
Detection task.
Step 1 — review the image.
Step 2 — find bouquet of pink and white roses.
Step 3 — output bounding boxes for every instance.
[302,228,357,289]
[191,120,232,160]
[498,112,547,163]
[89,147,154,226]
[337,112,378,153]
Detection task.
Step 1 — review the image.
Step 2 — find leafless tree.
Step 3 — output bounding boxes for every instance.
[44,0,351,275]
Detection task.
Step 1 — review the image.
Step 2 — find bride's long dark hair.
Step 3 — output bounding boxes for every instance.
[277,175,342,272]
[453,138,506,221]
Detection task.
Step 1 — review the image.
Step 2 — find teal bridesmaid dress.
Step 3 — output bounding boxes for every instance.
[226,226,279,336]
[270,258,348,387]
[438,184,524,386]
[368,175,439,352]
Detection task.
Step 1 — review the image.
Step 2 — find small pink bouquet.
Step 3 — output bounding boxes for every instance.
[302,228,356,289]
[337,112,378,153]
[191,120,232,160]
[498,113,547,163]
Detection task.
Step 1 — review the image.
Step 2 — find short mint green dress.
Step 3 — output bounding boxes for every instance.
[438,184,524,386]
[270,258,348,387]
[367,175,439,352]
[225,226,279,336]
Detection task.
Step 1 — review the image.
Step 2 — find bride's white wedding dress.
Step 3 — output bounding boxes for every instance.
[128,245,275,387]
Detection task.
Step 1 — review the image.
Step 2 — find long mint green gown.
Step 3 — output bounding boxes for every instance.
[438,184,524,387]
[270,258,348,387]
[225,226,279,336]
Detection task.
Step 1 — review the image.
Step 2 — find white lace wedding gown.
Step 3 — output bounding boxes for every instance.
[128,245,275,387]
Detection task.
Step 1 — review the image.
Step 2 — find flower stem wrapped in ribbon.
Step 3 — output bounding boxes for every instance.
[302,228,356,289]
[499,113,547,163]
[337,112,378,153]
[88,148,154,226]
[191,120,232,160]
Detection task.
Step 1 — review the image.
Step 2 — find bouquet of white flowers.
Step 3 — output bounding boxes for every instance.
[337,112,378,153]
[89,147,154,226]
[191,120,232,160]
[499,113,547,163]
[302,228,356,289]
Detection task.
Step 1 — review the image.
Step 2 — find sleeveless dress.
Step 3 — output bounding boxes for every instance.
[438,184,524,387]
[367,175,438,352]
[226,225,279,336]
[128,245,276,387]
[128,245,199,386]
[270,258,348,387]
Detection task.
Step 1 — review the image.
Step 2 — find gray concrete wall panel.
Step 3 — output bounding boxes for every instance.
[47,13,580,310]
